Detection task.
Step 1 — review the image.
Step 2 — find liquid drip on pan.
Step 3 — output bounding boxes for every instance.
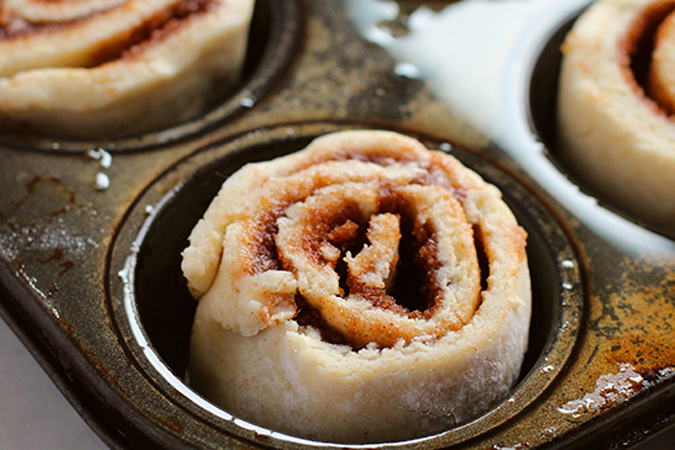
[347,0,675,256]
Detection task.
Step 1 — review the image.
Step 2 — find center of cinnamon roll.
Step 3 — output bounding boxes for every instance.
[275,179,481,349]
[283,187,443,318]
[622,1,675,115]
[285,202,441,349]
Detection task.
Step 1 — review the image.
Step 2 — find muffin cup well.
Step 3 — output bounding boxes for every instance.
[0,0,303,153]
[108,124,583,448]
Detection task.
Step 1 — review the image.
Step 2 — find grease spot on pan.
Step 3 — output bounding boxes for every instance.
[557,363,675,421]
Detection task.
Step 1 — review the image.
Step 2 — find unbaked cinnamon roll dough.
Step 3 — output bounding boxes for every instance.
[558,0,675,233]
[183,130,531,443]
[0,0,254,138]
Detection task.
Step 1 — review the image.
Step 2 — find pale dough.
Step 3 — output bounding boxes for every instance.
[558,0,675,233]
[0,0,254,138]
[183,130,531,443]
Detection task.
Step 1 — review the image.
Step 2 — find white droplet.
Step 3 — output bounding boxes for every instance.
[562,259,574,269]
[394,62,420,79]
[86,148,100,160]
[558,363,644,419]
[95,173,110,190]
[145,205,154,214]
[99,150,112,169]
[440,142,452,151]
[240,96,256,108]
[542,426,558,436]
[86,148,113,168]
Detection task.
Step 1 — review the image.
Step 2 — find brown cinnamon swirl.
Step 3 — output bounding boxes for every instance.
[0,0,254,138]
[183,130,531,443]
[558,0,675,233]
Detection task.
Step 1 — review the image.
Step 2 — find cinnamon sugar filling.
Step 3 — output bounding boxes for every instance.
[109,0,216,64]
[246,180,483,349]
[0,0,216,66]
[621,0,675,115]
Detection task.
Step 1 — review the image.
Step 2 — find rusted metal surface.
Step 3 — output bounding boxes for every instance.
[0,0,673,449]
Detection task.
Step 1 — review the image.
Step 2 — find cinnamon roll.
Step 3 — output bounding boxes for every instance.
[558,0,675,233]
[183,130,531,443]
[0,0,254,138]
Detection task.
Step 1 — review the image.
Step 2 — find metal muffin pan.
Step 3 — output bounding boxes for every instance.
[0,0,674,449]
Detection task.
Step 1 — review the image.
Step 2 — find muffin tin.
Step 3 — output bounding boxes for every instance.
[0,0,673,448]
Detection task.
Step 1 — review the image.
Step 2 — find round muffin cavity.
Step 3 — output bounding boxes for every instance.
[558,0,675,234]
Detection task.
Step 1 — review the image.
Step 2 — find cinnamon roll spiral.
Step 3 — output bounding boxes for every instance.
[0,0,254,138]
[183,130,531,443]
[558,0,675,233]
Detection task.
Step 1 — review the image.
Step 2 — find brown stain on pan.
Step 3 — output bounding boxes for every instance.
[570,256,675,397]
[60,317,125,393]
[10,175,81,219]
[23,175,78,206]
[158,415,186,434]
[37,248,75,276]
[605,265,675,372]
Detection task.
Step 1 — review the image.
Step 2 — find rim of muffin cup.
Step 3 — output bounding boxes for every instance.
[106,123,584,448]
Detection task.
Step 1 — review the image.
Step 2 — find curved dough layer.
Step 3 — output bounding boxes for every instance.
[0,0,254,138]
[183,130,531,443]
[558,0,675,234]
